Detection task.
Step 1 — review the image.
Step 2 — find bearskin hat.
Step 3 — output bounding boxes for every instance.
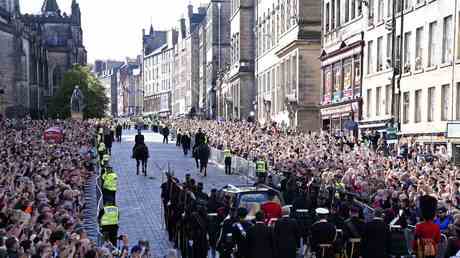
[419,195,437,221]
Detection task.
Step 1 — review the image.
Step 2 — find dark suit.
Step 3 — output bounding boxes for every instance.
[310,220,336,258]
[361,218,389,258]
[343,217,365,258]
[273,217,300,258]
[247,222,274,258]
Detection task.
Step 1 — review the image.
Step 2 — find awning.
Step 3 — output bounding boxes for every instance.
[358,122,387,129]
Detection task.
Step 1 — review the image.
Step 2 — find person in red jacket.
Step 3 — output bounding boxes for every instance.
[413,195,441,258]
[261,191,282,224]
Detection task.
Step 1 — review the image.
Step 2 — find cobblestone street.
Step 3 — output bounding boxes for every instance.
[110,129,247,257]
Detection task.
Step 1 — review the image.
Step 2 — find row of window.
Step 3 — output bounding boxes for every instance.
[367,14,456,75]
[257,53,298,114]
[256,0,298,56]
[324,0,363,33]
[324,0,434,34]
[231,33,240,65]
[366,83,460,123]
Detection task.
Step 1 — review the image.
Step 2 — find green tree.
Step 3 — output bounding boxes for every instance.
[48,65,109,119]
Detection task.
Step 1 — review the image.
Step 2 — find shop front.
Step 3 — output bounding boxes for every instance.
[320,102,360,135]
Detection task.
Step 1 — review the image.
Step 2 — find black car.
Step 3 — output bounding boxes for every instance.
[217,184,285,219]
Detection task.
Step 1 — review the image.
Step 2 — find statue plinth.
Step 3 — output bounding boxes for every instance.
[71,112,83,120]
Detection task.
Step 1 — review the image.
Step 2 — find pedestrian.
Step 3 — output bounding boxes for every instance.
[246,211,274,258]
[99,201,119,246]
[310,208,336,258]
[198,143,211,177]
[104,126,113,155]
[195,128,206,145]
[116,123,123,142]
[224,145,232,175]
[361,208,389,258]
[162,125,170,144]
[101,164,117,205]
[176,129,182,147]
[181,132,191,156]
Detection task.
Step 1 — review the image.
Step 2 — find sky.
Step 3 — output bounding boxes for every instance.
[20,0,209,63]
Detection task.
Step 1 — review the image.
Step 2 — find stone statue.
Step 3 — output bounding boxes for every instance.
[70,85,85,113]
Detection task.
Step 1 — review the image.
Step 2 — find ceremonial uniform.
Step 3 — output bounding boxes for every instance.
[343,216,365,258]
[247,221,274,258]
[361,213,389,258]
[310,208,336,258]
[273,216,300,258]
[232,219,253,258]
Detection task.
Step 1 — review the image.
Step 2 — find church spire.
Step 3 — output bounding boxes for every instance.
[149,24,154,35]
[41,0,59,14]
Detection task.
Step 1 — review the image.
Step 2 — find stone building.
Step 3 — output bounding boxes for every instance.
[0,0,86,118]
[94,60,124,117]
[117,57,141,117]
[255,0,321,131]
[361,0,460,146]
[143,29,177,117]
[171,5,206,116]
[221,0,256,121]
[320,0,365,135]
[197,0,231,119]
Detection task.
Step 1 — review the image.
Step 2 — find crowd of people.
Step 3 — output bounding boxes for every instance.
[0,118,102,257]
[168,118,460,258]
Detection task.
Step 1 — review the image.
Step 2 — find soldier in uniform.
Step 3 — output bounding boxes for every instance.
[232,208,253,258]
[413,195,441,258]
[246,211,274,258]
[343,206,365,258]
[190,206,209,258]
[310,208,336,258]
[217,208,238,258]
[361,208,389,258]
[273,206,301,258]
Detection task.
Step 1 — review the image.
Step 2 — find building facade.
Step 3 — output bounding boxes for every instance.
[362,0,460,146]
[221,0,256,121]
[320,0,365,135]
[198,0,231,119]
[171,5,206,117]
[143,29,177,117]
[0,0,86,118]
[94,60,124,117]
[117,57,141,117]
[255,0,322,131]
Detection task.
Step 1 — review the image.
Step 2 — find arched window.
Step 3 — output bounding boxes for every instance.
[52,66,62,96]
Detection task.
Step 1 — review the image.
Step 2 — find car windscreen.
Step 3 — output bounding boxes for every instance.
[239,192,281,219]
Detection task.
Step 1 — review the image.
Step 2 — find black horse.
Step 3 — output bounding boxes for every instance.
[133,143,149,176]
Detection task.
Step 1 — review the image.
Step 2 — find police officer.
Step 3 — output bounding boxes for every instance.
[310,208,336,258]
[223,145,232,175]
[255,156,268,184]
[101,165,117,205]
[232,208,252,258]
[99,201,119,246]
[101,154,111,169]
[98,142,106,161]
